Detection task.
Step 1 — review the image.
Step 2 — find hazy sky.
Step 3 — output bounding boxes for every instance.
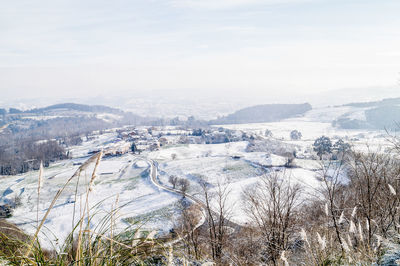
[1,0,400,101]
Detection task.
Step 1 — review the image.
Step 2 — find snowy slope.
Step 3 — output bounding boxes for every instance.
[0,149,180,250]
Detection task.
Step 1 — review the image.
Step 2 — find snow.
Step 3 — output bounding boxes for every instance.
[96,113,123,123]
[241,152,273,166]
[0,153,180,250]
[0,109,394,249]
[344,109,367,121]
[220,121,343,141]
[134,160,149,168]
[299,106,355,123]
[148,141,248,161]
[23,115,69,121]
[148,141,327,225]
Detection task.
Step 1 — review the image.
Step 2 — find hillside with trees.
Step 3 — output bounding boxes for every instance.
[333,97,400,130]
[28,103,124,114]
[210,103,312,124]
[0,103,153,175]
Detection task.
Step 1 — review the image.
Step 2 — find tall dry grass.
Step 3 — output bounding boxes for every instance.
[0,151,170,265]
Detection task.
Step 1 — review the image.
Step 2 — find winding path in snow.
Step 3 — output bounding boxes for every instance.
[146,158,206,244]
[145,158,240,240]
[148,159,207,207]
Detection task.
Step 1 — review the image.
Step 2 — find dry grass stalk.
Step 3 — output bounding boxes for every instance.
[341,238,350,252]
[167,244,173,266]
[358,222,364,243]
[75,150,103,265]
[280,250,289,266]
[300,228,310,248]
[24,152,103,260]
[131,230,141,250]
[351,206,357,218]
[324,203,329,216]
[37,161,43,227]
[316,232,326,250]
[110,194,120,261]
[76,193,84,264]
[338,211,345,224]
[349,221,356,234]
[388,184,397,195]
[89,150,103,192]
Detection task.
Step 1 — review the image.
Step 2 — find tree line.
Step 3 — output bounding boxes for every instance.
[0,116,111,175]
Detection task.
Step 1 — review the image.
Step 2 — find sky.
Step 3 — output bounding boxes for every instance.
[1,0,400,102]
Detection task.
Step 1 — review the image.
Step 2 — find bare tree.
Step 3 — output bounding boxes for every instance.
[201,181,233,263]
[283,151,295,168]
[318,160,347,254]
[177,202,203,260]
[306,149,400,262]
[178,178,190,195]
[242,172,302,264]
[347,151,400,242]
[168,175,178,189]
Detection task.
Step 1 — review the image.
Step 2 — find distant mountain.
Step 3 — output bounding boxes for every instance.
[210,103,312,125]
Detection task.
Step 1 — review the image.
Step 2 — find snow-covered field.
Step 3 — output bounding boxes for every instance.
[219,106,390,153]
[149,141,326,224]
[0,107,393,250]
[0,134,181,250]
[147,108,391,224]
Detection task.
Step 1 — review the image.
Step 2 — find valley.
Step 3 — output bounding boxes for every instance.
[0,102,393,252]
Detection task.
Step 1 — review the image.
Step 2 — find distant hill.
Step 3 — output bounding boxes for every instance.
[27,103,123,114]
[210,103,312,125]
[333,97,400,130]
[0,103,156,133]
[343,97,400,108]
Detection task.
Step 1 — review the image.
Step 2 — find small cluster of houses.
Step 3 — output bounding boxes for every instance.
[121,126,253,150]
[88,140,131,157]
[117,127,193,153]
[87,126,260,157]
